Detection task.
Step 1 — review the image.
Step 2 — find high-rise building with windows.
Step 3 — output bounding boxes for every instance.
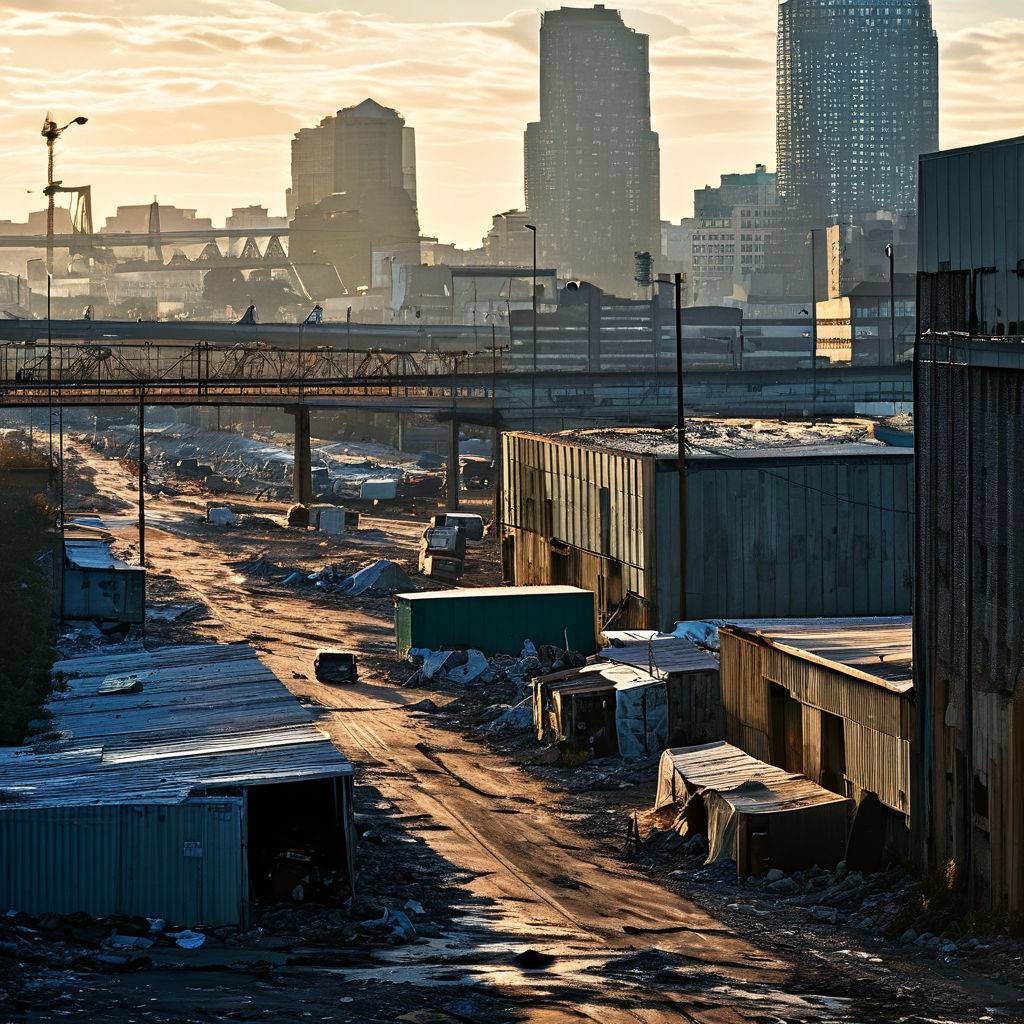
[524,5,660,296]
[775,0,938,280]
[663,164,780,305]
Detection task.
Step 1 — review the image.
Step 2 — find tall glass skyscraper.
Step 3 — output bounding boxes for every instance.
[776,0,938,254]
[525,5,660,296]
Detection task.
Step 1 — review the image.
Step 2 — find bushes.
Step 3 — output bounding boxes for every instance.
[0,440,56,744]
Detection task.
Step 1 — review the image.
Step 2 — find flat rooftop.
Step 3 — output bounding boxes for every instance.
[723,617,913,692]
[535,419,906,460]
[0,642,353,808]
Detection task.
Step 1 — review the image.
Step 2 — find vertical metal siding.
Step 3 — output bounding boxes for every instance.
[0,800,244,926]
[658,454,914,624]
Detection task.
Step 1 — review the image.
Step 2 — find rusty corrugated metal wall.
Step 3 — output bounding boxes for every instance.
[501,433,656,629]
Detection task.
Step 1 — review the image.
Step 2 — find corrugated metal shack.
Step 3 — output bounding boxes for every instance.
[655,741,852,878]
[63,536,145,624]
[533,635,721,760]
[718,617,913,868]
[501,430,914,631]
[913,134,1024,921]
[0,643,355,927]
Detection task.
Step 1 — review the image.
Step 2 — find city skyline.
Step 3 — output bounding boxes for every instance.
[0,0,1021,247]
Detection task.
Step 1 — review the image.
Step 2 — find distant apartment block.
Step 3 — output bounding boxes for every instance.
[225,205,288,230]
[288,98,418,222]
[101,205,213,234]
[664,165,780,305]
[288,99,421,292]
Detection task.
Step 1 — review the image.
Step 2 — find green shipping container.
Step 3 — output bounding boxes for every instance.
[394,585,597,657]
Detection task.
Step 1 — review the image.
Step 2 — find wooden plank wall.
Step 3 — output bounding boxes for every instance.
[720,630,912,817]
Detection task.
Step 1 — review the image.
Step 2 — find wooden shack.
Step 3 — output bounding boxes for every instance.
[718,617,913,868]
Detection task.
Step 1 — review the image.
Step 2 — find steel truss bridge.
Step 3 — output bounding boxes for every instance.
[0,336,914,428]
[0,341,501,417]
[0,226,289,251]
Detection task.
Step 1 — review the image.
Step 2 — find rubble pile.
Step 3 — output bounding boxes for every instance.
[404,641,586,736]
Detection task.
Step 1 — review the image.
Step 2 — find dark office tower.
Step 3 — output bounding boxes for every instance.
[775,0,938,272]
[525,5,660,296]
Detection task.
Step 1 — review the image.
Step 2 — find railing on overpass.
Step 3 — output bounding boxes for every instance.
[0,338,915,428]
[0,341,505,408]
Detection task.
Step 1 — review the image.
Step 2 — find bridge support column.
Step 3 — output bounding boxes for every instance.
[292,406,313,505]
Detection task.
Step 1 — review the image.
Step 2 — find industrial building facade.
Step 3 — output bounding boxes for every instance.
[914,135,1024,920]
[501,431,914,632]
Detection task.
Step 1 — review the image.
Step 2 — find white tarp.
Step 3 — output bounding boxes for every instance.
[614,676,668,760]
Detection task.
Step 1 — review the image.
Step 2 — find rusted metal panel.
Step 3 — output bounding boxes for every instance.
[502,433,653,627]
[0,800,245,926]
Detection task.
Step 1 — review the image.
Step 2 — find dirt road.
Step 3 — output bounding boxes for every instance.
[52,439,1013,1024]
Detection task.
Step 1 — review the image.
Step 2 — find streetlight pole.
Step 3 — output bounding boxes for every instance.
[885,242,897,365]
[808,229,819,420]
[525,223,538,433]
[41,113,88,276]
[46,272,53,483]
[674,272,687,622]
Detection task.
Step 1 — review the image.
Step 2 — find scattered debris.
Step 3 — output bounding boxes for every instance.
[335,559,414,597]
[287,504,311,529]
[206,505,238,526]
[146,602,200,622]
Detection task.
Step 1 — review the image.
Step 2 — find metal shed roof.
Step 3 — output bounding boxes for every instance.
[0,643,352,808]
[601,636,719,678]
[656,741,851,814]
[396,584,589,602]
[723,617,913,692]
[63,538,137,572]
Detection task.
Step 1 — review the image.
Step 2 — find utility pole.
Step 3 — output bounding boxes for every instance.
[886,242,897,365]
[526,223,538,432]
[447,354,460,512]
[808,229,819,420]
[674,272,687,622]
[46,273,54,484]
[138,390,146,569]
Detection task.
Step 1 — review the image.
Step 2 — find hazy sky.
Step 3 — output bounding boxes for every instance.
[1,0,1022,246]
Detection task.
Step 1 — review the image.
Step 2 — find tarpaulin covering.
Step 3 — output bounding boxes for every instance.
[655,741,851,877]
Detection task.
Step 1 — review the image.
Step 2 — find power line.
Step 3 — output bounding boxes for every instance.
[685,440,914,517]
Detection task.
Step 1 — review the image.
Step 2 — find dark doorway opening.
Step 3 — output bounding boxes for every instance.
[820,710,847,794]
[768,682,803,773]
[247,778,350,903]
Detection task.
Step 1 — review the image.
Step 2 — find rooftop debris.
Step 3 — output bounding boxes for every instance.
[550,417,887,457]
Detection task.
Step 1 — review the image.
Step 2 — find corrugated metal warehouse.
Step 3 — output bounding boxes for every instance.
[501,430,914,631]
[0,643,355,927]
[914,134,1024,921]
[718,618,913,868]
